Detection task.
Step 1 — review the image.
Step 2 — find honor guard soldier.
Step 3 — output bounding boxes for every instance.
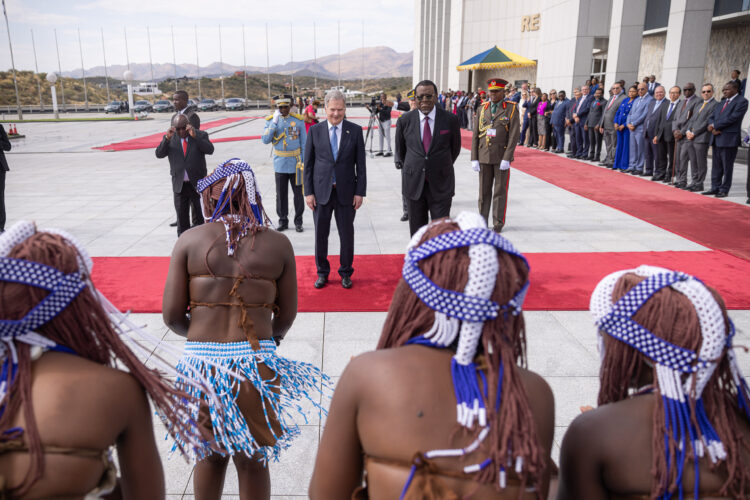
[262,94,307,232]
[471,78,520,233]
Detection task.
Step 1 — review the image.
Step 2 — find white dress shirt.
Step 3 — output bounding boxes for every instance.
[419,106,437,141]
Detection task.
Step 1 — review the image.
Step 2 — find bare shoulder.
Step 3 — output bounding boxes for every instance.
[517,367,554,405]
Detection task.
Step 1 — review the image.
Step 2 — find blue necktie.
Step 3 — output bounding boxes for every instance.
[330,125,338,185]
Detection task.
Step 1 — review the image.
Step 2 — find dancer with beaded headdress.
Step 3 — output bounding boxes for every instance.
[310,212,554,499]
[0,221,217,498]
[558,266,750,499]
[163,158,330,499]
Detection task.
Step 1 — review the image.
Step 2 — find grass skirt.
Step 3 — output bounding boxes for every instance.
[173,339,330,463]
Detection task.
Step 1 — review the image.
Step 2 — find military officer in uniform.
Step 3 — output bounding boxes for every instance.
[262,94,307,232]
[471,78,520,233]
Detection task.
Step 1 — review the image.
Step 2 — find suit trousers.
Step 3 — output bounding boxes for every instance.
[520,117,530,145]
[313,186,355,278]
[478,164,510,231]
[644,138,658,175]
[174,181,203,236]
[602,128,617,165]
[407,185,452,236]
[378,119,392,153]
[692,142,710,186]
[568,126,578,154]
[528,115,538,146]
[628,127,646,171]
[401,170,408,215]
[574,122,587,156]
[587,127,603,159]
[275,172,304,227]
[673,139,690,185]
[710,146,738,194]
[553,124,566,152]
[678,139,697,186]
[658,140,676,180]
[0,169,5,231]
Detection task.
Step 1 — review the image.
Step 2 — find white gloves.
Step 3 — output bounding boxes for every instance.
[500,160,511,170]
[272,109,281,124]
[471,160,480,172]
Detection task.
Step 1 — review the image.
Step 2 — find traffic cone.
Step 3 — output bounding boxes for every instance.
[13,124,18,135]
[9,124,16,135]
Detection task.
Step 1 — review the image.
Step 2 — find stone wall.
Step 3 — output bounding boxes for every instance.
[704,24,750,89]
[638,33,666,82]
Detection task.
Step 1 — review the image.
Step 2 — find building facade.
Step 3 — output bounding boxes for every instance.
[414,0,750,97]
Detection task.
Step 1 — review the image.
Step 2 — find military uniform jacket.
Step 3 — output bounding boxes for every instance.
[471,100,520,164]
[261,113,307,174]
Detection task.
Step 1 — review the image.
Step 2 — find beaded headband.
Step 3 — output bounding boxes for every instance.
[590,265,750,498]
[197,158,263,225]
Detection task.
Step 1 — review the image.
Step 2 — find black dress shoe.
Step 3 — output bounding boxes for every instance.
[277,223,288,232]
[384,152,393,157]
[715,192,728,198]
[673,182,687,189]
[651,175,665,181]
[314,276,327,289]
[701,189,718,195]
[400,213,409,222]
[746,198,750,204]
[587,156,595,161]
[374,152,384,157]
[295,225,303,233]
[598,162,608,166]
[341,276,353,289]
[170,221,178,227]
[688,184,703,192]
[622,168,634,173]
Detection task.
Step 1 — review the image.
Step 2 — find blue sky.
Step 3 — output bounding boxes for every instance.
[1,0,415,73]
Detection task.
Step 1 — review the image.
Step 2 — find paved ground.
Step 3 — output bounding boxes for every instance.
[5,109,750,498]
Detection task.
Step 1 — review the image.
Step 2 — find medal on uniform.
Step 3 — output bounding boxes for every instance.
[487,128,497,137]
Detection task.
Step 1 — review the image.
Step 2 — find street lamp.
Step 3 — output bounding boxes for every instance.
[123,70,135,118]
[46,72,59,119]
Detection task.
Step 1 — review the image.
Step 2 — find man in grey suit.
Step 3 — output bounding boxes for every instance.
[625,83,653,174]
[671,83,700,189]
[644,86,667,177]
[654,86,682,182]
[598,82,625,167]
[684,83,718,192]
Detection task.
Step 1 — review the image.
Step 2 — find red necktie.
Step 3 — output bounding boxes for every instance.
[721,99,729,113]
[423,116,432,153]
[182,138,187,157]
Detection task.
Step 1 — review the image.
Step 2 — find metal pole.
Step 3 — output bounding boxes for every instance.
[54,28,65,111]
[30,28,43,111]
[100,27,110,102]
[290,22,294,99]
[337,21,341,88]
[194,25,201,99]
[242,24,248,101]
[147,26,155,93]
[123,27,130,71]
[313,22,317,94]
[362,21,365,91]
[2,0,22,119]
[218,24,224,104]
[171,25,177,91]
[77,27,89,110]
[265,23,271,103]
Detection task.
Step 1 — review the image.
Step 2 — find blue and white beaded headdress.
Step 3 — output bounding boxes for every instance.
[197,158,264,225]
[590,265,750,499]
[403,212,530,429]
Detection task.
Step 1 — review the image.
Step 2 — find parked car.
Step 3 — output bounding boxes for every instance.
[225,98,245,111]
[198,99,218,111]
[188,99,199,108]
[104,101,122,114]
[133,100,153,112]
[153,100,174,113]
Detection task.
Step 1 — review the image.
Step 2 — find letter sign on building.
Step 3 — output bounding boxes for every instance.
[521,13,541,32]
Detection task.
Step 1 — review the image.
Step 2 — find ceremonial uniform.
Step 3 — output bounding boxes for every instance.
[471,79,520,232]
[262,94,307,231]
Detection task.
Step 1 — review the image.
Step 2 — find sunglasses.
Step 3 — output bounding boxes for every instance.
[701,90,712,94]
[176,126,187,131]
[416,94,434,101]
[685,88,696,91]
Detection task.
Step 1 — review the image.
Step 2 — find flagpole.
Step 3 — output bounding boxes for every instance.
[337,21,341,88]
[54,28,66,111]
[361,20,364,91]
[290,22,294,100]
[30,28,43,110]
[100,27,110,102]
[313,21,317,95]
[77,27,89,110]
[242,24,248,102]
[124,26,130,71]
[147,26,155,92]
[265,23,271,104]
[171,25,177,92]
[194,25,201,99]
[2,0,23,119]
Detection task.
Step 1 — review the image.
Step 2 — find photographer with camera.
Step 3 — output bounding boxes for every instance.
[366,93,394,157]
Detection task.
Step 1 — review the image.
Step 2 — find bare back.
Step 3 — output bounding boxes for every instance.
[310,345,555,499]
[162,222,297,343]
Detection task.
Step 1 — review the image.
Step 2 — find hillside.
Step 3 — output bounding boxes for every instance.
[0,70,412,106]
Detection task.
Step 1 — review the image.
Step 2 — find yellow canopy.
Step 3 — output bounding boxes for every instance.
[457,46,536,71]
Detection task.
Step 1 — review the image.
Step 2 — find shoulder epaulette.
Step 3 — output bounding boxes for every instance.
[290,112,305,120]
[265,114,273,121]
[482,102,490,109]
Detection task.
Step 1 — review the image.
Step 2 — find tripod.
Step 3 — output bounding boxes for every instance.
[363,107,380,158]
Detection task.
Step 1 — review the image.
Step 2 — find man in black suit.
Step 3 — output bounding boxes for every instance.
[653,86,682,182]
[395,79,461,236]
[0,124,10,232]
[644,85,666,177]
[155,114,214,236]
[304,90,366,289]
[168,90,201,227]
[703,80,749,198]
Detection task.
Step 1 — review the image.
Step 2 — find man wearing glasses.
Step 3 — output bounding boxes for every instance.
[671,83,700,189]
[395,79,461,236]
[684,84,718,192]
[155,114,214,236]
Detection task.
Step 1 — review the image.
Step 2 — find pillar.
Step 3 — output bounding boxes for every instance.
[661,0,715,88]
[605,0,647,86]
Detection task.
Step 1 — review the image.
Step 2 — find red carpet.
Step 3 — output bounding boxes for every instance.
[93,117,255,151]
[91,251,750,313]
[459,130,750,262]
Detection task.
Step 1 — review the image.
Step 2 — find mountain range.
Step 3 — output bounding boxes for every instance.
[61,46,412,81]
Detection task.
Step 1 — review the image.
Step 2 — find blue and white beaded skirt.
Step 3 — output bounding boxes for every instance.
[172,339,331,463]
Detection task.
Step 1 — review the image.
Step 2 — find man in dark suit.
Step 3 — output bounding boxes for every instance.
[654,86,682,182]
[703,81,749,198]
[647,75,661,96]
[171,90,200,129]
[395,79,461,236]
[155,114,214,236]
[304,90,366,289]
[551,90,570,153]
[566,88,580,157]
[685,83,718,192]
[0,124,10,232]
[585,87,606,161]
[522,89,539,146]
[572,84,592,158]
[643,85,667,177]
